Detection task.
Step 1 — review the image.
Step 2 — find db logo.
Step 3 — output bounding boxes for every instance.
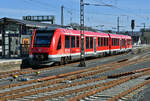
[38,49,42,52]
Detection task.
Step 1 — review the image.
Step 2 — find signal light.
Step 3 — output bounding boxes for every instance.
[131,19,135,30]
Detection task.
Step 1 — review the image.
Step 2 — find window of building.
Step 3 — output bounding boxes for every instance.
[57,36,61,50]
[90,37,93,49]
[65,35,70,48]
[71,36,75,48]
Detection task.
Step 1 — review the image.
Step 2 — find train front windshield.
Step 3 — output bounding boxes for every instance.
[34,30,54,47]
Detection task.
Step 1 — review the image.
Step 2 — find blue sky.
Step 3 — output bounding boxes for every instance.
[0,0,150,31]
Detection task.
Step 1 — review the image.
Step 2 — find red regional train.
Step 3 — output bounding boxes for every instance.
[28,28,132,65]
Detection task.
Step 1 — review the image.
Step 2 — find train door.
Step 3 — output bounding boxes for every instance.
[125,39,127,49]
[120,39,122,50]
[22,37,30,56]
[94,37,96,53]
[64,35,71,61]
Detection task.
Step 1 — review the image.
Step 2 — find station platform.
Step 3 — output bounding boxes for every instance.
[0,58,22,73]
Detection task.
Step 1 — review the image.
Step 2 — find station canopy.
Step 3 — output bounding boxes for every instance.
[0,17,61,28]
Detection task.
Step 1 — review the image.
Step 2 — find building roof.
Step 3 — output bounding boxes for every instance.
[0,17,61,28]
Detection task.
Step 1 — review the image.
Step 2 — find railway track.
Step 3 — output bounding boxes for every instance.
[67,70,150,101]
[0,47,146,81]
[0,47,149,101]
[0,53,122,80]
[0,53,150,101]
[0,52,149,90]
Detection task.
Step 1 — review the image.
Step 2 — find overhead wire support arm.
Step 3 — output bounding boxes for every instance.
[83,3,113,7]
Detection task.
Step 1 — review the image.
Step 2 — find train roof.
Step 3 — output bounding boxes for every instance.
[36,28,131,39]
[57,28,132,38]
[57,28,109,37]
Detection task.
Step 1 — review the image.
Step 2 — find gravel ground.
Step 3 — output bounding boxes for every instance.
[1,45,150,101]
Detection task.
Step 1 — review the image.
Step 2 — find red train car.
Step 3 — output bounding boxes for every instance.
[29,28,132,65]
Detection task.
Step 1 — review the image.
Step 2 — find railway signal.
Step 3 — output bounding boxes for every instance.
[131,19,135,30]
[131,19,135,36]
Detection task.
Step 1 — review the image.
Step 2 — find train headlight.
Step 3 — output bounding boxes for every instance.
[32,48,36,52]
[29,54,33,58]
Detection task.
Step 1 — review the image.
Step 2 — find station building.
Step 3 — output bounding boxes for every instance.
[0,17,60,58]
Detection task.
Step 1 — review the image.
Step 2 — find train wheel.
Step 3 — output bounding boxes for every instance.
[21,58,30,68]
[60,57,65,65]
[65,57,69,64]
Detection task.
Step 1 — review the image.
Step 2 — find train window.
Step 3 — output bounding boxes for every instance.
[107,38,108,46]
[65,35,70,48]
[122,39,123,46]
[112,38,113,46]
[114,38,115,46]
[34,30,54,47]
[106,38,107,46]
[0,40,1,45]
[114,39,116,46]
[101,37,103,47]
[76,36,79,48]
[113,38,115,46]
[122,39,125,46]
[57,36,61,50]
[124,39,125,46]
[86,37,89,49]
[127,39,130,45]
[130,40,131,45]
[104,38,105,46]
[117,39,118,46]
[105,38,107,46]
[98,37,100,47]
[90,37,93,49]
[71,36,75,48]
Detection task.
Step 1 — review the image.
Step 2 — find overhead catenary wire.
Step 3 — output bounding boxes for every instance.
[21,0,149,30]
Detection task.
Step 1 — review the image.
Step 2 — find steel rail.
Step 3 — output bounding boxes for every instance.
[67,71,150,101]
[108,78,150,101]
[0,54,149,92]
[0,53,149,100]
